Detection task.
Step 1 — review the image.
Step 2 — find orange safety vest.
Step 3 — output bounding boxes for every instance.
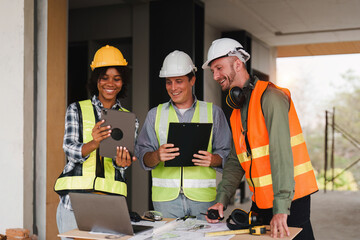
[230,80,318,209]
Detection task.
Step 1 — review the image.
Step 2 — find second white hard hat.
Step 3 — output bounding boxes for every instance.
[159,50,197,78]
[202,38,250,69]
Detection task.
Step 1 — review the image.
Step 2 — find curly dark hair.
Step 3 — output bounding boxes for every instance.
[87,66,130,99]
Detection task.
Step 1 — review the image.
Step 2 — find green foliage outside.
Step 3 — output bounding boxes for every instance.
[317,168,358,191]
[326,70,360,190]
[288,69,360,190]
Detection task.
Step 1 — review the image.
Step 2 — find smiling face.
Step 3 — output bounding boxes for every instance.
[165,75,195,109]
[209,57,238,91]
[97,67,123,108]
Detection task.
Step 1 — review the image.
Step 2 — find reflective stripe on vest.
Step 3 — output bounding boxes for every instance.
[230,80,318,209]
[54,100,127,196]
[152,101,216,202]
[152,177,217,188]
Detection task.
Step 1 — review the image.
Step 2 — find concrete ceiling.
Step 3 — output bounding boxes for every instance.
[203,0,360,47]
[69,0,360,48]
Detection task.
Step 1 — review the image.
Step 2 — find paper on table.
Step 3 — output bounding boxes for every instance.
[129,220,173,240]
[129,219,233,240]
[132,220,167,228]
[88,231,124,236]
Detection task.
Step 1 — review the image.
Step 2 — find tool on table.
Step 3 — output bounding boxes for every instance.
[200,209,224,220]
[205,225,267,237]
[130,211,154,222]
[178,215,196,221]
[190,224,205,231]
[143,210,163,221]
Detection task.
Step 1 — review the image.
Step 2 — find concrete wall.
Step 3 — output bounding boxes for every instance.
[203,24,222,106]
[35,0,48,238]
[0,0,34,234]
[24,0,35,233]
[251,38,277,82]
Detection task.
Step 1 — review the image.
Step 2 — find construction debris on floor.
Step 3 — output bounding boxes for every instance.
[3,228,37,240]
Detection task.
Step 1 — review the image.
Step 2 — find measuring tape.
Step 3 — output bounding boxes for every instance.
[205,225,267,237]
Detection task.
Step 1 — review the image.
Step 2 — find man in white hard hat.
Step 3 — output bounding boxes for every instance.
[203,38,318,239]
[135,50,231,220]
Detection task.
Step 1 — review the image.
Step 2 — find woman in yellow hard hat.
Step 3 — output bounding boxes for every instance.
[54,45,138,239]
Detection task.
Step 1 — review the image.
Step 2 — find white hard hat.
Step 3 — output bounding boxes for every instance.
[202,38,250,69]
[159,50,197,78]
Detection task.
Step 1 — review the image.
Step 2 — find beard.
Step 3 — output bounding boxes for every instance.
[222,68,236,91]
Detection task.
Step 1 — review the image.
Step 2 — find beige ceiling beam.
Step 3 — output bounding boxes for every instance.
[277,41,360,57]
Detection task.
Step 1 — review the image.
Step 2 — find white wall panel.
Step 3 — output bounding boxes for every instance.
[203,23,222,107]
[0,0,25,234]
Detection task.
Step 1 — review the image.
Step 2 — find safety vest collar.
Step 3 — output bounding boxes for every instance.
[91,95,127,112]
[155,100,213,146]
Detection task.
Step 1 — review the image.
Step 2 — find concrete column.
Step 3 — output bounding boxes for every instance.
[45,0,67,239]
[0,0,34,235]
[131,3,150,214]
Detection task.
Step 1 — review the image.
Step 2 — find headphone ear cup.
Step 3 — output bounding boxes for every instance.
[226,92,238,109]
[249,211,262,225]
[226,87,244,109]
[226,209,251,230]
[232,209,249,226]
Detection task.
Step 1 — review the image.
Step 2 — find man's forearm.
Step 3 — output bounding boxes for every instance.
[216,167,244,207]
[215,149,245,207]
[211,154,223,167]
[143,151,160,168]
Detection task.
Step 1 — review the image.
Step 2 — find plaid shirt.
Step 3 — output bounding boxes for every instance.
[60,95,139,210]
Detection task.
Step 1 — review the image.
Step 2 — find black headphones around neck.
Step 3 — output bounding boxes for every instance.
[226,208,261,230]
[226,76,255,109]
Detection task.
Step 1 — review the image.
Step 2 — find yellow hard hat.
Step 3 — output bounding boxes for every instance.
[90,45,128,71]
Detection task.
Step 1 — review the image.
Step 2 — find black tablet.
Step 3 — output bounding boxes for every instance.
[165,122,213,167]
[99,109,136,158]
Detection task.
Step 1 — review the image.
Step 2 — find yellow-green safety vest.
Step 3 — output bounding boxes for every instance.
[152,101,216,202]
[54,99,128,196]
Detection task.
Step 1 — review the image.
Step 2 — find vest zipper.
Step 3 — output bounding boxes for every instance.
[249,155,256,204]
[243,90,256,205]
[180,166,184,193]
[245,131,256,204]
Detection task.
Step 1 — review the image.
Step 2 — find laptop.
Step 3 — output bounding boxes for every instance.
[69,192,153,236]
[99,109,136,158]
